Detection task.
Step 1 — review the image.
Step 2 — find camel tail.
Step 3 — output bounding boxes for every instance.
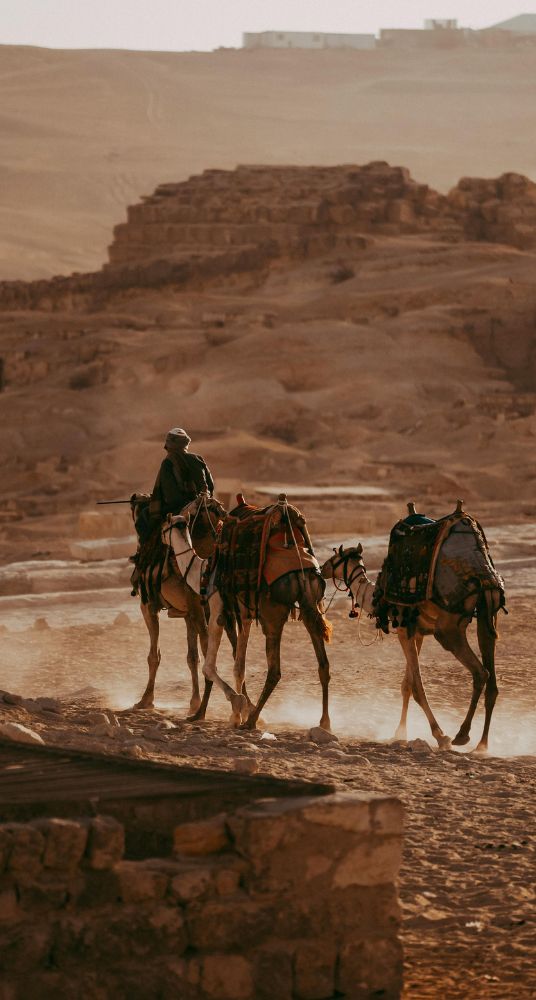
[321,614,333,644]
[314,604,333,644]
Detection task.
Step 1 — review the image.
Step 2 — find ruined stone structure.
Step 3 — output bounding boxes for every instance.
[0,163,535,311]
[105,162,454,270]
[0,791,403,999]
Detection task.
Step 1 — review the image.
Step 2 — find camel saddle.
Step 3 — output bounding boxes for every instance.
[213,495,319,622]
[374,504,504,613]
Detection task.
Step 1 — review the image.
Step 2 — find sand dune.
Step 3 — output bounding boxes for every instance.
[2,44,536,279]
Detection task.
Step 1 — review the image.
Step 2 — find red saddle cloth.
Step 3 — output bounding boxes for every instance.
[214,498,318,620]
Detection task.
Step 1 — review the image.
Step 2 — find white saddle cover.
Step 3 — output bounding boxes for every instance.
[161,515,205,595]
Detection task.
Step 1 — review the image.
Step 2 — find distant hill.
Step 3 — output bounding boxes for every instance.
[2,44,536,280]
[488,13,536,33]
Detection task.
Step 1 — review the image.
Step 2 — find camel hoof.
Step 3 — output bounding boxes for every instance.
[189,700,202,716]
[186,710,206,723]
[452,732,471,747]
[473,742,488,756]
[319,718,331,732]
[230,692,247,716]
[437,734,452,750]
[239,716,257,731]
[132,700,154,711]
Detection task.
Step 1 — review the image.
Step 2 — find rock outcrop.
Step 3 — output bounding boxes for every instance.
[1,162,535,312]
[447,172,536,249]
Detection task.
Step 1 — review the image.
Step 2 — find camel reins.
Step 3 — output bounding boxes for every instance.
[326,552,378,645]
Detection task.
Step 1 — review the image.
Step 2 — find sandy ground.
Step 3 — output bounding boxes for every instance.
[1,574,535,998]
[3,44,536,279]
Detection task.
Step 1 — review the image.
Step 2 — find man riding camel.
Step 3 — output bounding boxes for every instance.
[149,427,214,522]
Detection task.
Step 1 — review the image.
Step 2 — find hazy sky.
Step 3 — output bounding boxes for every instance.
[0,1,529,52]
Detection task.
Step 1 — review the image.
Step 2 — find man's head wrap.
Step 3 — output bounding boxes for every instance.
[165,427,191,451]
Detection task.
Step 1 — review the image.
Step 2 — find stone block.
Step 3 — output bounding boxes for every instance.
[33,818,88,872]
[186,896,273,951]
[173,814,230,857]
[115,860,168,902]
[201,953,254,1000]
[327,883,401,936]
[0,827,13,873]
[299,792,372,833]
[253,945,293,1000]
[333,835,403,888]
[0,888,19,923]
[54,906,187,966]
[336,936,403,999]
[0,922,53,971]
[387,199,415,224]
[230,793,401,892]
[170,864,214,902]
[328,204,356,225]
[369,797,404,836]
[215,866,241,896]
[85,815,124,870]
[17,877,71,913]
[293,942,337,1000]
[4,824,45,878]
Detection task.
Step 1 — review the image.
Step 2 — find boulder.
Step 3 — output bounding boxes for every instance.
[0,722,45,746]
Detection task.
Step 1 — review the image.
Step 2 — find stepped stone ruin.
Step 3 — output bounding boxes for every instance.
[0,745,404,1000]
[1,162,535,310]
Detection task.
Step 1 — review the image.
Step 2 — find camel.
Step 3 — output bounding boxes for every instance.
[190,573,332,730]
[188,498,333,730]
[130,493,229,713]
[321,506,504,752]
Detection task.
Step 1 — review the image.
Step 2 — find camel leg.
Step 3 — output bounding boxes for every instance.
[434,626,488,747]
[185,615,203,716]
[394,633,423,741]
[232,620,255,723]
[185,605,214,721]
[241,614,286,731]
[397,629,450,748]
[191,594,245,723]
[300,609,331,731]
[475,613,498,753]
[133,602,160,709]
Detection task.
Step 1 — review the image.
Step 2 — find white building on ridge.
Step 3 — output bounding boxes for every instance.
[242,31,375,50]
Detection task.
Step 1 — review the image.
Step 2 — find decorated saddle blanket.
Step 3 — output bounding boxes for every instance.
[213,499,319,620]
[374,510,504,615]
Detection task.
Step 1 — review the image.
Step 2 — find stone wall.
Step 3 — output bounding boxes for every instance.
[0,791,404,999]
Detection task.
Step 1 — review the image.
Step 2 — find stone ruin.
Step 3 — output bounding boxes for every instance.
[0,743,404,999]
[0,162,535,311]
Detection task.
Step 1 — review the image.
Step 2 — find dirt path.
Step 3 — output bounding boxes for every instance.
[0,595,535,998]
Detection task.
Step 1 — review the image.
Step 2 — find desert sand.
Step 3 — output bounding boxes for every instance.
[2,44,536,279]
[0,571,535,999]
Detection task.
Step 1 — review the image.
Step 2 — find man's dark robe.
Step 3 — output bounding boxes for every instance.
[149,450,214,519]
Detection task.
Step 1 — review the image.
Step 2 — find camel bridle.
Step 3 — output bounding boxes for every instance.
[327,549,379,646]
[328,550,372,618]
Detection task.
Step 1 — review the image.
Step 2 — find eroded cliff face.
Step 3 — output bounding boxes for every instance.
[0,162,535,561]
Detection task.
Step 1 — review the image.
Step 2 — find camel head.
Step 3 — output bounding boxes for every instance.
[320,542,364,580]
